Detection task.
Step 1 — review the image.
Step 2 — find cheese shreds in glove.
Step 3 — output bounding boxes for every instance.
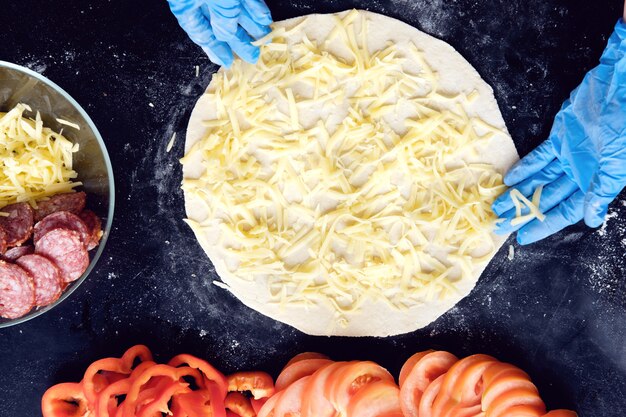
[0,104,80,208]
[182,10,519,336]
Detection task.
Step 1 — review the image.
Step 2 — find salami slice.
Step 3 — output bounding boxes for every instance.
[33,211,91,247]
[0,261,35,319]
[78,210,102,251]
[0,228,7,255]
[34,192,86,221]
[0,202,34,247]
[2,245,34,262]
[35,229,89,283]
[16,254,62,307]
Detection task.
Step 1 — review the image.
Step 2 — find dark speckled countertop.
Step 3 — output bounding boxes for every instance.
[0,0,625,416]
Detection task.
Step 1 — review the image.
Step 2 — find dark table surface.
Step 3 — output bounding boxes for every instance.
[1,0,625,416]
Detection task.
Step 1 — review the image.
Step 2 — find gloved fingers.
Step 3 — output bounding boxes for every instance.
[170,4,235,67]
[516,189,585,245]
[227,26,261,64]
[242,0,273,26]
[494,175,579,235]
[492,159,564,216]
[583,166,626,227]
[167,0,203,15]
[504,139,556,186]
[239,5,272,39]
[206,0,242,41]
[202,43,234,67]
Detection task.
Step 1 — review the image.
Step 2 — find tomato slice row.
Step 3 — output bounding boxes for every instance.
[398,350,577,417]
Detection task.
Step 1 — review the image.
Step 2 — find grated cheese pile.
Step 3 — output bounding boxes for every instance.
[0,103,80,208]
[181,11,508,316]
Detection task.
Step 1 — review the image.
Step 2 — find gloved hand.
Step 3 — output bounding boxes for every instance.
[492,18,626,245]
[168,0,272,67]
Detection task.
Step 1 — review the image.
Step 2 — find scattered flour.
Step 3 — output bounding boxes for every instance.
[597,210,619,237]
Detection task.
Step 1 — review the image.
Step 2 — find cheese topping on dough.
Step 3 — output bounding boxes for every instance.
[0,104,80,208]
[181,11,508,317]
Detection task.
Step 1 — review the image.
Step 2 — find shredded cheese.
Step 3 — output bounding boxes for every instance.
[508,244,515,260]
[182,12,508,316]
[0,104,81,208]
[166,132,176,153]
[509,185,545,226]
[56,118,80,130]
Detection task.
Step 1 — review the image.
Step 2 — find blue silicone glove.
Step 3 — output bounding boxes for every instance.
[492,19,626,245]
[168,0,272,67]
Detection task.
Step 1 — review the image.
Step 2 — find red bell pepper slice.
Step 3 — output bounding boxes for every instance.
[41,382,89,417]
[123,364,205,416]
[136,379,191,417]
[225,392,256,417]
[83,345,153,408]
[96,360,156,417]
[227,372,275,400]
[169,354,228,399]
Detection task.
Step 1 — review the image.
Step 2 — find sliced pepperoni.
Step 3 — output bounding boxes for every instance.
[34,211,91,248]
[35,229,89,283]
[0,202,34,247]
[0,228,7,255]
[78,210,102,250]
[0,260,35,319]
[2,245,34,262]
[34,191,86,221]
[16,254,62,307]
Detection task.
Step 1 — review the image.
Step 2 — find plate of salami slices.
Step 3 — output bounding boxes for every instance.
[0,61,114,327]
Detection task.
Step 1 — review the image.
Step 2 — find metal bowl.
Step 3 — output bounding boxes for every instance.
[0,61,114,328]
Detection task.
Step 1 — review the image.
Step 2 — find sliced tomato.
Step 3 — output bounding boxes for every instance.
[542,410,578,417]
[399,350,458,417]
[227,372,276,400]
[301,362,345,417]
[257,391,283,417]
[431,354,496,417]
[450,404,483,417]
[399,350,434,388]
[487,387,546,417]
[346,380,403,417]
[275,358,333,391]
[497,405,546,417]
[225,392,256,417]
[449,356,498,405]
[274,375,310,417]
[482,366,538,411]
[284,352,330,368]
[325,361,394,415]
[41,382,88,417]
[418,374,444,417]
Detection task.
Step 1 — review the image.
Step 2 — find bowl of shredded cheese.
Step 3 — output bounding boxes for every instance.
[0,61,114,327]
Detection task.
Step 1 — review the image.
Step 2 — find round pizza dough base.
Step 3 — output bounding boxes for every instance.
[183,10,519,337]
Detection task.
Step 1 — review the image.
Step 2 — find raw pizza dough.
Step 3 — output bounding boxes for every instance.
[182,10,519,336]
